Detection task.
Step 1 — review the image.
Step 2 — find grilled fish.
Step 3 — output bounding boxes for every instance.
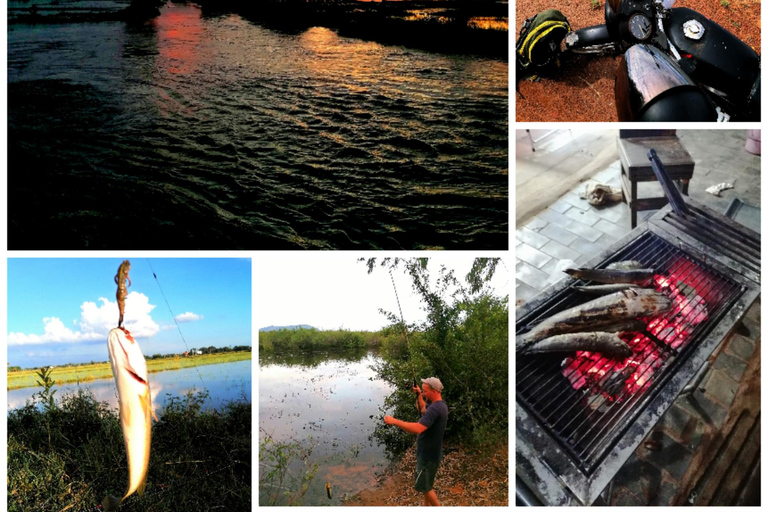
[564,266,655,286]
[519,332,633,359]
[606,260,645,270]
[572,283,645,295]
[516,288,672,350]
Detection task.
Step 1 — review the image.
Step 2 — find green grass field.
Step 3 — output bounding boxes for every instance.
[8,351,252,390]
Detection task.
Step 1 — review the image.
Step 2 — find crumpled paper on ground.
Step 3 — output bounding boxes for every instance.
[580,183,623,206]
[705,182,734,197]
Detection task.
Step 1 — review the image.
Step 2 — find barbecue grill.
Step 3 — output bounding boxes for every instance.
[515,153,761,506]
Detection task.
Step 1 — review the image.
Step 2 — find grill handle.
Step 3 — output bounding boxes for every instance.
[648,148,691,216]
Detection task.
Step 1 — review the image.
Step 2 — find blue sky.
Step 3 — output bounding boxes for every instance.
[8,258,252,368]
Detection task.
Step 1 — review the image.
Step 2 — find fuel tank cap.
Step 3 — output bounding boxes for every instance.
[683,20,705,40]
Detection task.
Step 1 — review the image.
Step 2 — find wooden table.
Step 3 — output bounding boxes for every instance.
[617,136,695,228]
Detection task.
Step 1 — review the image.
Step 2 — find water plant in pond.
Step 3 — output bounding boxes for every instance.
[259,428,319,506]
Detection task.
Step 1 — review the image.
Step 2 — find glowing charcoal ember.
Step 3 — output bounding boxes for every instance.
[650,272,709,350]
[559,260,714,400]
[562,332,663,400]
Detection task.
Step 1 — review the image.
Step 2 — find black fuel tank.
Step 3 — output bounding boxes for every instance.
[665,7,759,101]
[615,44,716,121]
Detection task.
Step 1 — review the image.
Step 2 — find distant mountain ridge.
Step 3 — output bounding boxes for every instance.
[259,324,315,332]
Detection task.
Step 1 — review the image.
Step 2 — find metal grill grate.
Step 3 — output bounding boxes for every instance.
[516,231,745,475]
[661,203,760,277]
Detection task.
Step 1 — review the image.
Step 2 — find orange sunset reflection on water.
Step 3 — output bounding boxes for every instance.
[153,2,206,76]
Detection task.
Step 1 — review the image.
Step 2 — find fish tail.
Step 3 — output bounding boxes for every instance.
[102,495,122,511]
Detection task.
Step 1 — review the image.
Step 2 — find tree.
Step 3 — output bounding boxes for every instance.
[364,258,508,449]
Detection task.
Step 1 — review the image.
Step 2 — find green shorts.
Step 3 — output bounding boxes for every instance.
[414,456,441,492]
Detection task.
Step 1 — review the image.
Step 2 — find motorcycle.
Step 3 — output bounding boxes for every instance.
[562,0,760,121]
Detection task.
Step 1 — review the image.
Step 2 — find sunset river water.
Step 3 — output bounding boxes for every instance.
[8,2,508,249]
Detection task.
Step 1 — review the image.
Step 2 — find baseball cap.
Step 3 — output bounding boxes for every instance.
[421,377,443,392]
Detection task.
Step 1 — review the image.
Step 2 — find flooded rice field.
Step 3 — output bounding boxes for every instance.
[8,2,508,250]
[8,359,251,414]
[259,350,394,505]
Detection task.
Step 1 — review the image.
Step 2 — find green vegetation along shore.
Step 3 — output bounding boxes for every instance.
[259,328,381,355]
[9,388,251,511]
[8,351,252,390]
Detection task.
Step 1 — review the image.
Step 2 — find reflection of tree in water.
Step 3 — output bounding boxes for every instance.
[260,347,372,369]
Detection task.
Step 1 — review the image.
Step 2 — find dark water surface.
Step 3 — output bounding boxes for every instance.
[259,350,393,505]
[8,3,508,249]
[8,359,251,413]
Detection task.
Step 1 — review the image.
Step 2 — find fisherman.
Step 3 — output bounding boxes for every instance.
[384,377,448,506]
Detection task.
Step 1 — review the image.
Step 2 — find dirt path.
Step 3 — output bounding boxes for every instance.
[515,0,761,121]
[345,441,508,506]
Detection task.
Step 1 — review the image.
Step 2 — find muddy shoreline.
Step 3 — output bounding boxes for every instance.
[344,440,508,506]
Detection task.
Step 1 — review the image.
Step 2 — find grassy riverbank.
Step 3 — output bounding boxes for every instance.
[8,389,251,512]
[8,351,252,390]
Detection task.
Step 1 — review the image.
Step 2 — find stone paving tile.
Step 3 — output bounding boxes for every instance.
[539,222,578,246]
[569,233,605,257]
[648,480,678,506]
[593,164,621,183]
[677,390,728,429]
[564,206,604,227]
[744,301,760,325]
[516,281,540,306]
[537,208,573,227]
[524,217,548,231]
[704,369,739,408]
[593,218,630,239]
[611,454,663,505]
[516,261,550,291]
[517,243,552,269]
[657,404,692,441]
[643,431,694,480]
[595,204,629,224]
[548,199,573,214]
[726,334,756,361]
[683,418,705,453]
[712,352,748,382]
[564,219,604,242]
[540,239,582,262]
[539,256,575,282]
[613,489,645,506]
[560,192,591,211]
[592,232,620,250]
[737,314,760,342]
[516,227,551,250]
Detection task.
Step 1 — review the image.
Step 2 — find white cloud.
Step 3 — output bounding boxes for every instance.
[9,292,160,346]
[174,312,203,323]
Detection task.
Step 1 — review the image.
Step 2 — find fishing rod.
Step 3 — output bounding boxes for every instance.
[388,270,420,415]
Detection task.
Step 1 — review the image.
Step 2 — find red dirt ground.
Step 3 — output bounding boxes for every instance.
[515,0,761,121]
[345,442,508,506]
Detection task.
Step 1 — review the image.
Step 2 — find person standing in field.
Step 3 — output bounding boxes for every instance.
[384,377,448,506]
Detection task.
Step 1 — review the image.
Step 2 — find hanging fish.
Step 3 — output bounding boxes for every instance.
[325,481,333,499]
[103,327,156,510]
[114,260,131,328]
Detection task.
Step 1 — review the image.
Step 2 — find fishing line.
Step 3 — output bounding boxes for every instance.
[145,259,209,398]
[388,269,418,390]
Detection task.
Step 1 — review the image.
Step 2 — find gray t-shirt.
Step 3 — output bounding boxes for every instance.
[417,400,448,462]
